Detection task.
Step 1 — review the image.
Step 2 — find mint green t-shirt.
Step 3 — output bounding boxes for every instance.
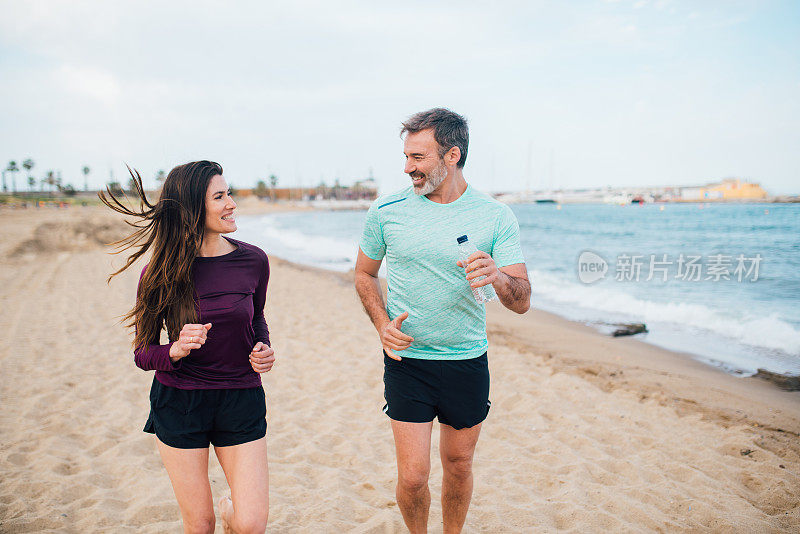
[359,185,525,360]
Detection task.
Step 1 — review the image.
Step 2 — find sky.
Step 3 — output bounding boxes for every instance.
[1,0,798,195]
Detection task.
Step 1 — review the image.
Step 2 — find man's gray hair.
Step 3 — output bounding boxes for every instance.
[400,108,469,168]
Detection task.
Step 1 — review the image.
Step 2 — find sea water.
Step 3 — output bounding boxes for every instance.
[233,202,800,377]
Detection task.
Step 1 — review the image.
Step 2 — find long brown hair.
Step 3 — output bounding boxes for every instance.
[99,161,223,350]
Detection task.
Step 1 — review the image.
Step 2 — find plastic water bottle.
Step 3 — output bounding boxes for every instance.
[457,235,497,303]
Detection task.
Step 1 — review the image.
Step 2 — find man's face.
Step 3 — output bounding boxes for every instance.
[403,129,448,196]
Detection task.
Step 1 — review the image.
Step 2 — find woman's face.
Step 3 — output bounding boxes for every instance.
[204,174,237,234]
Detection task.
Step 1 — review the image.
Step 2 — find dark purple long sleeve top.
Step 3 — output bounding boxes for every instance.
[134,237,270,389]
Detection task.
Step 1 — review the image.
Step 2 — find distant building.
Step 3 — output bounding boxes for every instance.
[679,178,767,202]
[265,179,378,201]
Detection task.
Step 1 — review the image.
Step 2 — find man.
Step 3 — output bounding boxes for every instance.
[355,108,531,533]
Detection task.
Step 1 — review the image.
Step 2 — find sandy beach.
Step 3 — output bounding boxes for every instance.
[1,205,798,533]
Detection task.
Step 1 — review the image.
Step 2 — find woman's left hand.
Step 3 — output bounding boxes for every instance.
[250,342,275,374]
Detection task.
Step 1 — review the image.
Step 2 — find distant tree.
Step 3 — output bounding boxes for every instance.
[127,176,138,193]
[63,184,76,196]
[6,161,19,193]
[254,180,269,198]
[155,169,166,184]
[107,181,123,196]
[82,165,90,191]
[44,171,56,196]
[55,171,63,193]
[23,159,34,194]
[269,174,278,201]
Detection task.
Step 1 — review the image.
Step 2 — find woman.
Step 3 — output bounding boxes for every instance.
[101,161,274,534]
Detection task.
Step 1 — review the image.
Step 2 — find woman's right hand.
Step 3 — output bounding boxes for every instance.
[169,323,212,362]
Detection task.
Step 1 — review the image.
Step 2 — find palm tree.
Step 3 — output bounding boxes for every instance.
[82,165,90,191]
[28,176,35,192]
[269,174,278,201]
[45,171,55,196]
[6,161,19,193]
[23,159,34,195]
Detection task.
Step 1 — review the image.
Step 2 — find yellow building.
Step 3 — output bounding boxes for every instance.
[707,179,767,200]
[679,179,767,201]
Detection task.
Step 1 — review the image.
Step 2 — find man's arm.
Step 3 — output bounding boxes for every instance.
[354,248,413,360]
[493,263,531,314]
[355,249,390,332]
[459,253,531,314]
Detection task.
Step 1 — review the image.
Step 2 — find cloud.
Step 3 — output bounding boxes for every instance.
[0,1,797,194]
[57,64,120,104]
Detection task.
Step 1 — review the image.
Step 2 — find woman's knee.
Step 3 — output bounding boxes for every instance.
[183,513,215,534]
[233,509,268,534]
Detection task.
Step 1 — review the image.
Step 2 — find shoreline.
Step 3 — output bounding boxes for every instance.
[267,256,800,434]
[233,206,800,387]
[7,202,797,387]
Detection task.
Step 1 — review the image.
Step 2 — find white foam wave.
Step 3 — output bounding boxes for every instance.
[233,215,358,272]
[529,269,800,357]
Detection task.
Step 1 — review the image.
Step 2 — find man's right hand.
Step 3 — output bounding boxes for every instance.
[380,312,413,361]
[169,323,212,362]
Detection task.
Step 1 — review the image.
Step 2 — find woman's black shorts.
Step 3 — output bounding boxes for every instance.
[383,351,490,430]
[144,377,267,449]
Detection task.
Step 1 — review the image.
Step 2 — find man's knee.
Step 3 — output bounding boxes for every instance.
[442,454,473,480]
[398,464,430,493]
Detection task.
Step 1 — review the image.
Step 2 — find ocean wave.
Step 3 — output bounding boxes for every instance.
[529,269,800,357]
[234,215,358,272]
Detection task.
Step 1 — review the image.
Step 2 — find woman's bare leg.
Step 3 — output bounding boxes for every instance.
[214,436,269,534]
[155,438,215,534]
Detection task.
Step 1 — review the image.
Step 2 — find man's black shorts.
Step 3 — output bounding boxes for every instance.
[382,351,490,430]
[143,376,267,449]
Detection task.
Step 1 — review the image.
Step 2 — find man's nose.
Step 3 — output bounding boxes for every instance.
[404,160,415,174]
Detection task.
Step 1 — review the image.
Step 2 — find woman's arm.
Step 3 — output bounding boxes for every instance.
[134,342,180,371]
[252,255,271,347]
[132,266,181,371]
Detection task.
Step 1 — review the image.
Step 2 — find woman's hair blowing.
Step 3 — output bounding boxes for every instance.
[99,160,223,350]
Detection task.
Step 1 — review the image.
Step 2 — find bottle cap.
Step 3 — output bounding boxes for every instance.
[456,235,468,244]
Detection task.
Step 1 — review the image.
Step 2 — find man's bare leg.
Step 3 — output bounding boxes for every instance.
[391,420,433,534]
[439,422,482,534]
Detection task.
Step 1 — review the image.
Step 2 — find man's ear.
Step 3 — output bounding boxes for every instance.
[445,146,461,167]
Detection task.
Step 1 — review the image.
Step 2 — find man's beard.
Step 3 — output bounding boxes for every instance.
[411,159,447,196]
